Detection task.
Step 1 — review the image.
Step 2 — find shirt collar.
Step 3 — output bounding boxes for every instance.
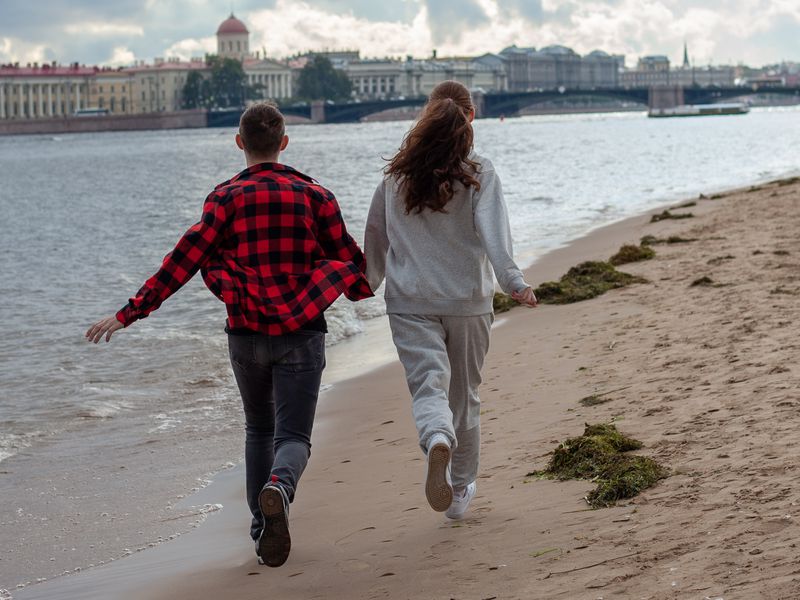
[231,162,316,184]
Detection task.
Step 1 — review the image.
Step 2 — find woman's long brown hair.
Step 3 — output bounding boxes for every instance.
[386,80,481,214]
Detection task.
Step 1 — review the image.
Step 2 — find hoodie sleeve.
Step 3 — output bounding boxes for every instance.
[364,179,389,292]
[473,165,528,295]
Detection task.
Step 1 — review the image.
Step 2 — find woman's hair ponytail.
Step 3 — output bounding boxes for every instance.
[386,80,481,214]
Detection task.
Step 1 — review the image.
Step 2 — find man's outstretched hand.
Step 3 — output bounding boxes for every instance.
[511,286,538,308]
[85,316,124,343]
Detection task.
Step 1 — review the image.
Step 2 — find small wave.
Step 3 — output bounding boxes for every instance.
[0,431,44,464]
[75,400,129,419]
[148,413,183,434]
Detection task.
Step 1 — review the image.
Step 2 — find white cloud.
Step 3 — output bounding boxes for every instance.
[235,0,799,65]
[64,22,145,37]
[105,46,136,67]
[163,36,216,61]
[246,0,435,59]
[0,36,50,64]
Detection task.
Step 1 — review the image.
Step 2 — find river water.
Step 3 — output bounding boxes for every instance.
[1,106,799,466]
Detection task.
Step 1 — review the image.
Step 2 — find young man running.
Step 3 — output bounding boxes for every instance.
[86,103,372,567]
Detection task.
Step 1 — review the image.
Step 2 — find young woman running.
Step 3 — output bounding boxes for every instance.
[364,80,538,519]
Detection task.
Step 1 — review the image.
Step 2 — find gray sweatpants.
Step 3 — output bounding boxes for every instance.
[388,313,493,490]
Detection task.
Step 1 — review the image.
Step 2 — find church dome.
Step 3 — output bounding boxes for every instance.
[217,14,249,35]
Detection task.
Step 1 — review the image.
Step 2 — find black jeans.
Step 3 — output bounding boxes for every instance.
[228,330,326,541]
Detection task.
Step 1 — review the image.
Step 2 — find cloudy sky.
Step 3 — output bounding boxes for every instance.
[1,0,798,68]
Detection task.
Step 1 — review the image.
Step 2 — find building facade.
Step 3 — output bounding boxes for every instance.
[89,69,134,114]
[126,58,208,113]
[621,55,736,88]
[0,64,95,119]
[217,14,250,61]
[498,45,622,91]
[0,13,292,121]
[244,57,293,101]
[341,55,507,100]
[216,13,293,100]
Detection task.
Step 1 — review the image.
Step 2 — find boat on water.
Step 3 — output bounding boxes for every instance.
[648,103,750,118]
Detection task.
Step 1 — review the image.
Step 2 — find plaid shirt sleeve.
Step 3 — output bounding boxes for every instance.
[116,191,231,326]
[316,190,373,301]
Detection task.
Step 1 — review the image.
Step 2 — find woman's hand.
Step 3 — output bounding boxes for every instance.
[512,286,538,308]
[85,316,124,343]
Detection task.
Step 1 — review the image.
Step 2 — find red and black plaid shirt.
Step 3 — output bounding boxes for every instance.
[116,162,373,334]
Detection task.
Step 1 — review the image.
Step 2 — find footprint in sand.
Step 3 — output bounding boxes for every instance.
[337,558,372,573]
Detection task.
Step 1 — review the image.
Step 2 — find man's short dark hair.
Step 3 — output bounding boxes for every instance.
[239,103,286,157]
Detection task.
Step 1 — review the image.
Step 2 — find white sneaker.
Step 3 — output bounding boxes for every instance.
[445,481,476,520]
[425,434,453,512]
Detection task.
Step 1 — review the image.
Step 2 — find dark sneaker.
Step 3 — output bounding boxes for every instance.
[425,434,453,512]
[257,484,291,567]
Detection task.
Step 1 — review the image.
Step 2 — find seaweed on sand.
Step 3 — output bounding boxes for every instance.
[609,244,655,266]
[641,235,698,245]
[493,292,519,313]
[528,423,667,508]
[650,210,694,223]
[534,261,647,305]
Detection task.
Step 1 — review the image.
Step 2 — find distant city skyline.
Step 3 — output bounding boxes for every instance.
[1,0,798,69]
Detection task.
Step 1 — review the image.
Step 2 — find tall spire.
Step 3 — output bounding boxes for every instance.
[683,41,690,68]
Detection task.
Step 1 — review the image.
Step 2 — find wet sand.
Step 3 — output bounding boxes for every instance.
[11,177,800,599]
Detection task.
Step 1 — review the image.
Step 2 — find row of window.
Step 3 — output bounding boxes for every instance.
[0,101,78,117]
[0,83,86,95]
[139,76,186,86]
[95,85,127,93]
[249,73,289,83]
[96,97,127,111]
[221,40,247,52]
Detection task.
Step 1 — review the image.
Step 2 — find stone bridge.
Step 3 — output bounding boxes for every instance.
[204,85,800,126]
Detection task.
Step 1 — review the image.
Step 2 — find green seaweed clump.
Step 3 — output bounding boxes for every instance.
[650,210,694,223]
[666,235,697,244]
[641,235,697,246]
[493,292,519,313]
[609,244,656,266]
[588,455,667,507]
[534,261,647,305]
[531,423,667,508]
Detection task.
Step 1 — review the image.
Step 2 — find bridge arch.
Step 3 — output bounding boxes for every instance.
[482,89,649,117]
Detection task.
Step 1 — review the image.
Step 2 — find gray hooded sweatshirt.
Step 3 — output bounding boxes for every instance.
[364,153,528,316]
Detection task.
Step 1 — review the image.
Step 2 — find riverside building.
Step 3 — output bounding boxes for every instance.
[620,49,736,88]
[496,45,623,91]
[0,12,292,121]
[217,13,293,101]
[0,63,95,119]
[338,53,507,100]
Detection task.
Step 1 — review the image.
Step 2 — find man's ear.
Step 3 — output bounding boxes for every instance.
[235,133,245,150]
[280,134,289,152]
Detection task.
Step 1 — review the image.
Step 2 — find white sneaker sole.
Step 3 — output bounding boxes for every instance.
[425,442,453,512]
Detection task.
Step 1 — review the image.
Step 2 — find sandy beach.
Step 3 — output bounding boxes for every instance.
[10,177,800,599]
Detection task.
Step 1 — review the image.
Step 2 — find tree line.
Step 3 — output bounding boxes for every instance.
[182,55,352,109]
